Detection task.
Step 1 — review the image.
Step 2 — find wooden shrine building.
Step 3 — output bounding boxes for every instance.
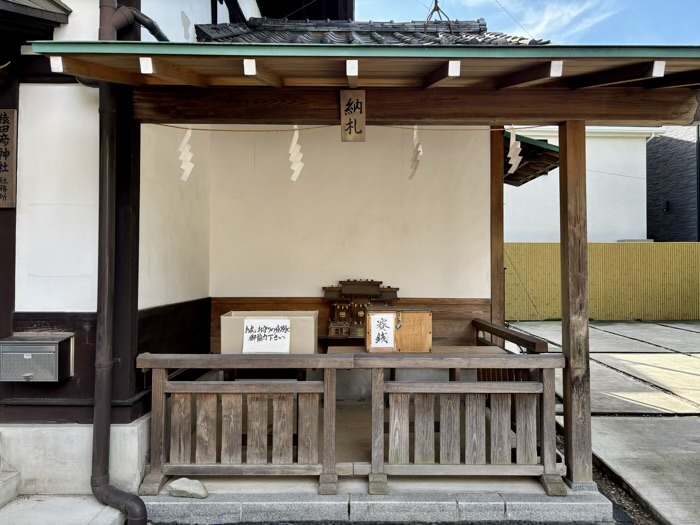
[13,11,700,508]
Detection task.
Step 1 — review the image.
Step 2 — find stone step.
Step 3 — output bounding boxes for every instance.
[143,491,613,524]
[0,471,20,509]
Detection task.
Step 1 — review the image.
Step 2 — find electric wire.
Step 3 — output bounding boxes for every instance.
[158,123,547,133]
[491,0,535,40]
[282,0,318,20]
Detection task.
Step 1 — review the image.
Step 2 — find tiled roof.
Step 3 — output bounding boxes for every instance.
[195,18,550,46]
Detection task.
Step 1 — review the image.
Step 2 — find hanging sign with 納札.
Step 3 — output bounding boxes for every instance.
[0,110,17,208]
[340,90,365,142]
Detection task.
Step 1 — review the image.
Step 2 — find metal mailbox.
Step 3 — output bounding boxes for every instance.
[0,333,74,382]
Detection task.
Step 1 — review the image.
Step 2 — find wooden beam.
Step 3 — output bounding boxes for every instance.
[423,60,461,89]
[644,69,700,90]
[133,87,699,126]
[346,59,359,88]
[243,58,283,88]
[139,56,208,87]
[570,60,665,89]
[496,60,563,89]
[490,127,505,333]
[558,120,592,485]
[49,56,141,85]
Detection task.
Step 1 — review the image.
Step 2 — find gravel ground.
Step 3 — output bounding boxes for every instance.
[593,465,661,525]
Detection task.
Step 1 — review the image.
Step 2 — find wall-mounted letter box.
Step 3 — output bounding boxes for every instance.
[0,333,74,382]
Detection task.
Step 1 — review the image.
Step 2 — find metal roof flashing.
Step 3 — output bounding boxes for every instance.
[30,41,700,60]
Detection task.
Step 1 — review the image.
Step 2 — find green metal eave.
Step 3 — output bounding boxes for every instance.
[504,131,559,153]
[31,40,700,60]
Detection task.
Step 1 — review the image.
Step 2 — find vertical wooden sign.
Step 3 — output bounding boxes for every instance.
[0,109,17,208]
[340,90,366,142]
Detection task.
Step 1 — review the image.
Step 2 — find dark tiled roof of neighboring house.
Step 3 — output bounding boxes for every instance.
[196,18,550,46]
[0,0,71,23]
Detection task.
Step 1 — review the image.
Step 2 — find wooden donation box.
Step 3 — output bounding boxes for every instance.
[365,306,432,353]
[221,311,319,354]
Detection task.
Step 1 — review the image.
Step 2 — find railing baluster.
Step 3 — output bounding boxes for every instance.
[247,393,268,465]
[170,393,192,464]
[272,393,294,465]
[389,393,410,464]
[490,393,511,464]
[465,393,486,464]
[196,393,217,464]
[298,393,319,465]
[221,394,242,464]
[440,393,460,464]
[414,393,435,464]
[516,393,537,464]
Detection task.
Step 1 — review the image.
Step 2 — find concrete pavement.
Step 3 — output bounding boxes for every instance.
[515,320,700,525]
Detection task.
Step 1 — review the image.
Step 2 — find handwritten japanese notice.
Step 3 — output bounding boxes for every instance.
[0,110,17,208]
[340,90,365,142]
[368,312,396,351]
[242,318,292,354]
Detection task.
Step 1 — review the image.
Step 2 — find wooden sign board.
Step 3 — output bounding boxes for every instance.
[0,109,17,208]
[366,309,433,353]
[242,318,291,354]
[340,90,365,142]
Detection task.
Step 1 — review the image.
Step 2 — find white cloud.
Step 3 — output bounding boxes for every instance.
[458,0,618,43]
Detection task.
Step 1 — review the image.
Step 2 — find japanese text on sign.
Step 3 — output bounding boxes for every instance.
[370,313,395,349]
[340,90,366,142]
[242,318,292,353]
[0,110,16,208]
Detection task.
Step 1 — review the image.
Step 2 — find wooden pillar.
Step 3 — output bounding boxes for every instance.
[490,128,506,348]
[558,121,592,485]
[112,86,141,409]
[0,58,18,340]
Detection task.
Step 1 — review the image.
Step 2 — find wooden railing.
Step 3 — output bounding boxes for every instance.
[356,353,566,496]
[137,351,566,496]
[473,318,548,353]
[137,354,352,496]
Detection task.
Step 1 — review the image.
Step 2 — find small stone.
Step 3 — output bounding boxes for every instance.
[167,477,208,499]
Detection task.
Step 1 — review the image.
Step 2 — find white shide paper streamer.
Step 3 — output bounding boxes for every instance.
[409,125,423,180]
[288,125,304,181]
[178,128,194,181]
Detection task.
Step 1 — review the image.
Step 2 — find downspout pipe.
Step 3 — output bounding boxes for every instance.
[93,81,148,525]
[92,2,167,525]
[99,0,169,41]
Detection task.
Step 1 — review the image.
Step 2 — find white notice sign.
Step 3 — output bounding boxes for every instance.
[370,313,395,349]
[242,318,291,354]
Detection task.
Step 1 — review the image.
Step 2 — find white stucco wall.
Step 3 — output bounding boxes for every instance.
[138,125,211,309]
[15,84,99,312]
[141,0,228,42]
[208,126,491,298]
[53,0,99,41]
[505,127,655,242]
[55,0,227,43]
[14,2,103,312]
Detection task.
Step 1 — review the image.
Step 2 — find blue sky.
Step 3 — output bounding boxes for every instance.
[355,0,700,45]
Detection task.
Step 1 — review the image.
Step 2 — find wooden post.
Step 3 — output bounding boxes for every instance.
[140,367,167,495]
[369,368,388,494]
[490,126,506,326]
[491,127,506,344]
[558,121,593,485]
[319,368,338,494]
